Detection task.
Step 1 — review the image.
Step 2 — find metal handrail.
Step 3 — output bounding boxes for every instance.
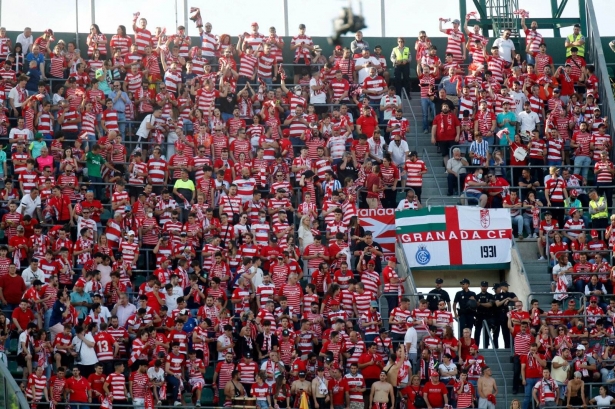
[586,0,615,160]
[422,147,444,198]
[395,235,419,310]
[527,292,588,329]
[0,358,29,409]
[483,319,508,409]
[401,88,418,149]
[425,195,478,206]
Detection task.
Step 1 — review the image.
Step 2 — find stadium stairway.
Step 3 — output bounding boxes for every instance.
[402,91,448,200]
[516,241,553,306]
[481,347,514,409]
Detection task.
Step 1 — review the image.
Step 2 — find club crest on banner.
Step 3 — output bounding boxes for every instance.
[480,209,490,228]
[415,245,430,265]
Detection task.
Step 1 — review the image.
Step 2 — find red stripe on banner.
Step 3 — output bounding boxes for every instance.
[398,229,513,243]
[446,206,463,265]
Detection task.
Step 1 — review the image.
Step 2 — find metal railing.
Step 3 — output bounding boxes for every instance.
[585,0,615,155]
[0,359,29,409]
[422,147,444,198]
[401,88,418,149]
[395,235,419,311]
[483,320,508,409]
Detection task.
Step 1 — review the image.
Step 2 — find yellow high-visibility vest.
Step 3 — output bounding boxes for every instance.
[589,196,608,219]
[394,47,410,61]
[566,33,585,57]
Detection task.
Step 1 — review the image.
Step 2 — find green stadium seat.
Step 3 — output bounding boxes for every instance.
[200,388,214,405]
[205,366,214,382]
[9,339,18,354]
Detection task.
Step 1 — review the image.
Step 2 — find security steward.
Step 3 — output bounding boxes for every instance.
[427,278,451,312]
[588,189,609,231]
[452,278,476,332]
[493,281,518,349]
[391,37,411,96]
[473,281,495,348]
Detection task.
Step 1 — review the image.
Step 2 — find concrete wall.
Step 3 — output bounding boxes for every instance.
[507,243,532,307]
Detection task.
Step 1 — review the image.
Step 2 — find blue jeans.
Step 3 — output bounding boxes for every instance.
[523,378,539,409]
[69,402,90,409]
[512,215,523,236]
[182,119,194,135]
[117,112,126,140]
[574,155,591,180]
[421,98,434,131]
[44,309,52,331]
[526,53,536,65]
[166,374,181,402]
[547,160,562,167]
[89,176,104,202]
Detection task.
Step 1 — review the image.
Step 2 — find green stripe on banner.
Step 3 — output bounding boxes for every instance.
[395,207,446,220]
[396,206,447,234]
[396,223,448,234]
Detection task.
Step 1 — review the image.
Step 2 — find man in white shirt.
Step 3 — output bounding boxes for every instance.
[111,293,137,327]
[492,29,516,63]
[387,133,409,168]
[404,317,418,368]
[367,130,385,164]
[517,101,541,135]
[18,188,41,219]
[16,27,33,53]
[21,262,46,288]
[355,48,381,84]
[510,79,528,115]
[309,70,327,115]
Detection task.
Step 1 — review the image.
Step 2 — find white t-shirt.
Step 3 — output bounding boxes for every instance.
[18,194,41,217]
[355,57,382,83]
[136,114,156,139]
[403,327,418,354]
[593,395,614,408]
[511,91,528,115]
[72,333,98,365]
[517,111,541,133]
[16,33,33,52]
[309,78,327,104]
[493,38,515,63]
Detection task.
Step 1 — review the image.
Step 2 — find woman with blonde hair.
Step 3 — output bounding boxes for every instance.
[297,215,314,252]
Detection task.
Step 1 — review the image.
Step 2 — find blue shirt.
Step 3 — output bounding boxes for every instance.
[25,68,41,92]
[49,300,67,327]
[107,90,129,113]
[25,52,45,66]
[70,291,92,320]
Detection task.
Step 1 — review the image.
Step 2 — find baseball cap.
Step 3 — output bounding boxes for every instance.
[430,370,439,377]
[367,260,376,265]
[388,257,397,263]
[379,328,388,334]
[590,296,598,301]
[370,301,379,308]
[244,352,252,359]
[435,278,444,284]
[480,281,488,287]
[125,205,132,212]
[493,283,501,290]
[180,309,189,315]
[406,317,414,324]
[335,45,342,51]
[452,19,460,24]
[500,281,510,287]
[299,370,306,377]
[282,329,290,337]
[591,230,599,238]
[460,278,470,284]
[577,344,586,350]
[127,230,136,236]
[569,208,578,216]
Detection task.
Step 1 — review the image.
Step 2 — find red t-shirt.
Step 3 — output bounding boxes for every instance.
[423,381,449,408]
[12,307,35,330]
[65,376,91,402]
[328,378,347,406]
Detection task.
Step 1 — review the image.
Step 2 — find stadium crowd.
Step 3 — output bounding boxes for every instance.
[0,5,611,409]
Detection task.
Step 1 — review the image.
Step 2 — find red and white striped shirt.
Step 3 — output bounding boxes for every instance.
[105,372,127,400]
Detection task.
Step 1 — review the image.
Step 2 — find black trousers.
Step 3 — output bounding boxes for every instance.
[458,312,475,333]
[394,64,411,96]
[473,315,492,348]
[513,355,522,393]
[492,312,511,348]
